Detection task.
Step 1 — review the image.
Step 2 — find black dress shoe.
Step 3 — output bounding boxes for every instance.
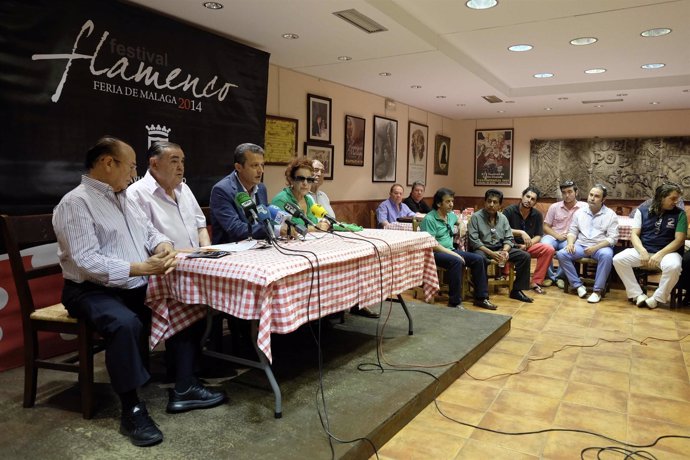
[473,298,497,310]
[166,383,226,414]
[509,290,534,303]
[120,403,163,447]
[350,306,380,318]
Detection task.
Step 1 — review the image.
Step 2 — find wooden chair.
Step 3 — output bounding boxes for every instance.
[486,259,514,293]
[369,209,377,229]
[634,266,682,308]
[0,214,103,419]
[562,257,610,297]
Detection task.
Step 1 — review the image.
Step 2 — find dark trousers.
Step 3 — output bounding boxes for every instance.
[474,247,531,291]
[62,280,203,394]
[434,250,489,305]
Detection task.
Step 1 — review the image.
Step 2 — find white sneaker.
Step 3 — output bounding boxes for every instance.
[635,294,648,308]
[645,297,658,309]
[576,285,587,298]
[587,292,601,303]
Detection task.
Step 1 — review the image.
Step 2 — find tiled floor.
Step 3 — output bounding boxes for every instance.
[375,285,690,459]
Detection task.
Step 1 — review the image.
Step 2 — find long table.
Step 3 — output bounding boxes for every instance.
[145,229,439,416]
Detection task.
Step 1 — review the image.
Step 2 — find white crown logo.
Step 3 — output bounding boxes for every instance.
[146,124,172,137]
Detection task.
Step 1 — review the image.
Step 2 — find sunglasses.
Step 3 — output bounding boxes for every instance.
[293,175,316,183]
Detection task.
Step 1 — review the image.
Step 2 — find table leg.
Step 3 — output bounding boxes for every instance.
[389,294,414,335]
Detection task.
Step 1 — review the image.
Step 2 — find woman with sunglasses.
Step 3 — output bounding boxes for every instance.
[271,158,330,232]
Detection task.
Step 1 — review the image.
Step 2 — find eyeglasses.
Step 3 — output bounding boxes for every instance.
[293,175,316,183]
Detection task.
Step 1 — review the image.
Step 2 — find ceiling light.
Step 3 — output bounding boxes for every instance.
[544,107,552,111]
[496,110,505,113]
[282,33,299,39]
[410,85,422,89]
[337,56,352,61]
[650,101,660,105]
[533,73,554,78]
[594,105,603,108]
[202,2,223,9]
[333,9,388,34]
[584,68,606,74]
[641,28,671,37]
[683,89,690,93]
[379,72,391,76]
[508,44,532,52]
[466,0,498,10]
[436,95,446,99]
[641,63,665,69]
[570,37,597,46]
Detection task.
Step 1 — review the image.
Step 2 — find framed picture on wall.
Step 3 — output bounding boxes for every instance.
[372,115,397,182]
[307,93,332,143]
[263,115,298,165]
[434,135,450,175]
[304,142,334,180]
[344,115,365,166]
[407,121,428,186]
[474,129,513,186]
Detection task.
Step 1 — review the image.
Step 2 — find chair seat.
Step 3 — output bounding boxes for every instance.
[29,303,76,323]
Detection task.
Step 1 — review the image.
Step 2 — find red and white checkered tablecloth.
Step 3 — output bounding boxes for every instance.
[385,222,413,231]
[617,216,633,241]
[146,229,439,362]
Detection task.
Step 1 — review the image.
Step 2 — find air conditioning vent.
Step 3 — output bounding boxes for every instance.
[582,98,624,104]
[482,95,503,103]
[333,9,388,34]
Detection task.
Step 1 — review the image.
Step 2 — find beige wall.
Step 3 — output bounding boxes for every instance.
[265,64,690,202]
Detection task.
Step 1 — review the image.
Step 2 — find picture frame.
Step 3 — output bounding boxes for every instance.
[372,115,397,182]
[307,93,332,143]
[474,129,513,186]
[407,121,428,186]
[263,115,298,165]
[344,115,365,166]
[304,142,334,180]
[434,134,450,175]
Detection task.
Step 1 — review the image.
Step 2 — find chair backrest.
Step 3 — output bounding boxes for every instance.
[0,214,61,325]
[369,209,377,229]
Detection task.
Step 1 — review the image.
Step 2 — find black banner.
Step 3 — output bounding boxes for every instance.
[0,0,269,214]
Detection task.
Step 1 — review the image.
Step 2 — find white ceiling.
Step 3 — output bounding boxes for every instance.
[128,0,690,120]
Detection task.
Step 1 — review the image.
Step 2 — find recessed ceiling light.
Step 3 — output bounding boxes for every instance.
[557,97,569,100]
[570,37,597,46]
[466,0,498,10]
[410,85,422,89]
[436,95,446,99]
[544,107,552,111]
[683,89,690,93]
[508,44,533,52]
[203,2,223,9]
[534,73,554,78]
[282,33,299,39]
[497,110,505,113]
[584,68,606,74]
[594,105,603,108]
[650,101,660,105]
[337,56,352,61]
[641,28,671,37]
[379,72,391,76]
[641,63,665,69]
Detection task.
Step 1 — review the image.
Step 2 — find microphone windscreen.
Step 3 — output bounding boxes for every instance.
[256,204,271,222]
[235,191,251,206]
[310,203,327,219]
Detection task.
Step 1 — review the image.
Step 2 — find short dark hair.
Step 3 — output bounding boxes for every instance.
[147,141,181,159]
[485,188,503,204]
[389,183,404,194]
[234,143,264,166]
[84,136,124,170]
[560,180,577,192]
[592,183,608,198]
[432,188,455,210]
[522,186,541,200]
[411,181,426,190]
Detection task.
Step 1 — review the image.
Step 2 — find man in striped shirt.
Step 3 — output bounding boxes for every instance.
[53,136,224,447]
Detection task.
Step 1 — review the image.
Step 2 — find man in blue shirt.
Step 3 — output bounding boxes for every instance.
[376,183,416,228]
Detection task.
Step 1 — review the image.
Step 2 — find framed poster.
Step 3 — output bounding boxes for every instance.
[474,129,513,186]
[304,142,334,180]
[307,93,332,143]
[434,135,450,175]
[407,121,428,186]
[263,115,298,165]
[344,115,365,166]
[372,115,397,182]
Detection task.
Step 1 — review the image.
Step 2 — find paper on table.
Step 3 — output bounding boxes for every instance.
[203,240,258,252]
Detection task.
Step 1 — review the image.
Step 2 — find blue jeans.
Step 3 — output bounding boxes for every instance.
[542,235,567,280]
[434,250,489,305]
[556,244,614,292]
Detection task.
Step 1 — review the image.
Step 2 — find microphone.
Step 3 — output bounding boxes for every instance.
[310,203,338,226]
[283,202,315,227]
[268,205,307,237]
[256,204,276,241]
[235,191,259,223]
